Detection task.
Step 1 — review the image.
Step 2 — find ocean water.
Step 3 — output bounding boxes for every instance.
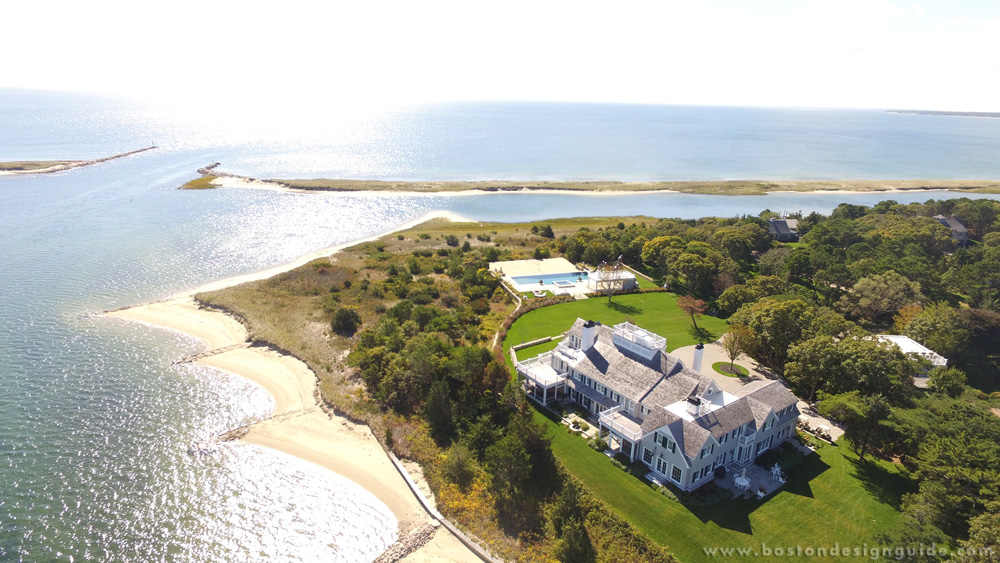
[2,89,1000,561]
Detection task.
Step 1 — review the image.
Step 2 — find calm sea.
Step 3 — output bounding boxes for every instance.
[2,88,1000,561]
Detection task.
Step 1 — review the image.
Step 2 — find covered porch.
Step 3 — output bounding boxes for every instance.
[598,406,644,462]
[516,352,567,405]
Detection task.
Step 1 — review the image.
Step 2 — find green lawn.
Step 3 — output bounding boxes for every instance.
[537,409,907,563]
[505,292,728,368]
[712,361,748,377]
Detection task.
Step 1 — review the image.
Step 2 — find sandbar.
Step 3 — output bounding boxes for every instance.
[106,210,482,562]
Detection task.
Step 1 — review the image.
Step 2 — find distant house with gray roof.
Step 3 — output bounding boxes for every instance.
[516,319,799,491]
[768,218,800,242]
[933,215,970,246]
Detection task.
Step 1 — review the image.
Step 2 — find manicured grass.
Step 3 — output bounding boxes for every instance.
[505,292,728,358]
[536,408,907,563]
[712,361,748,377]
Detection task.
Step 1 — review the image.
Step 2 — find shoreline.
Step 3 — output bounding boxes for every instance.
[193,168,1000,196]
[0,146,158,176]
[105,210,483,563]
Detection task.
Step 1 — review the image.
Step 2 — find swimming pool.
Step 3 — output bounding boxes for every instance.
[511,271,588,286]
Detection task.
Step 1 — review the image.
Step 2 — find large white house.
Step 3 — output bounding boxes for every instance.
[516,319,799,491]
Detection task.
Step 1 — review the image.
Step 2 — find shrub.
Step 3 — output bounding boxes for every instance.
[418,233,431,240]
[397,234,404,240]
[613,452,631,465]
[589,437,608,452]
[445,235,459,247]
[331,308,362,335]
[658,486,680,503]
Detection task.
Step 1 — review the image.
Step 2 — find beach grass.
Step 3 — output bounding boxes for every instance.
[0,160,79,171]
[180,176,217,189]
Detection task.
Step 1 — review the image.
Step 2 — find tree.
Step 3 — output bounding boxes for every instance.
[873,516,950,563]
[928,367,968,398]
[674,252,716,295]
[720,325,751,373]
[440,441,478,491]
[785,336,840,401]
[956,502,1000,563]
[425,379,454,443]
[840,270,924,324]
[553,518,594,563]
[731,298,814,372]
[677,295,707,331]
[817,391,892,461]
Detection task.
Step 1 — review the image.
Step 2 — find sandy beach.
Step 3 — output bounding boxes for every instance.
[106,210,483,563]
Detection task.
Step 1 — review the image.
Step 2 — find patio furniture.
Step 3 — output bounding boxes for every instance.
[734,475,750,492]
[771,463,786,484]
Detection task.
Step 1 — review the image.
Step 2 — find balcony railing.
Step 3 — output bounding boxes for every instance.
[739,430,756,445]
[599,406,644,442]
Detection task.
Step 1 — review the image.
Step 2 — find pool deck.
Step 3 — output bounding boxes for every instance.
[489,257,591,296]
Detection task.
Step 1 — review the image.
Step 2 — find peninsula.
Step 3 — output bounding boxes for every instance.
[0,146,157,175]
[888,109,1000,119]
[181,164,1000,195]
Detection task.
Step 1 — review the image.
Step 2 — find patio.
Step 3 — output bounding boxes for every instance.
[718,461,789,499]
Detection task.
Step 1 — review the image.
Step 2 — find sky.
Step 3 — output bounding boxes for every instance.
[3,0,999,112]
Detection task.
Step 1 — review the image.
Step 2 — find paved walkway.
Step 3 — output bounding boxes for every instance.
[671,341,765,393]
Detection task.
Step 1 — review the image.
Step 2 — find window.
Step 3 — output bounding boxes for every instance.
[659,434,676,453]
[656,457,668,475]
[671,465,683,483]
[720,433,728,445]
[643,448,654,464]
[640,405,651,416]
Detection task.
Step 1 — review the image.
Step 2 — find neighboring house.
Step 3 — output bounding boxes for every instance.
[516,319,799,491]
[767,218,800,242]
[933,215,970,246]
[874,334,947,388]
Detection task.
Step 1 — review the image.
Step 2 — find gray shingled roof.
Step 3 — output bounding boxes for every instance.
[768,219,799,235]
[560,319,801,463]
[692,400,755,438]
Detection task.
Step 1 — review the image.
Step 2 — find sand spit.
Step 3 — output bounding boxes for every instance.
[105,211,488,563]
[0,146,158,176]
[192,165,1000,196]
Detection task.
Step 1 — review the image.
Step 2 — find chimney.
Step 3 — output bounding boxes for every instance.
[581,320,598,351]
[693,343,705,372]
[686,396,702,417]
